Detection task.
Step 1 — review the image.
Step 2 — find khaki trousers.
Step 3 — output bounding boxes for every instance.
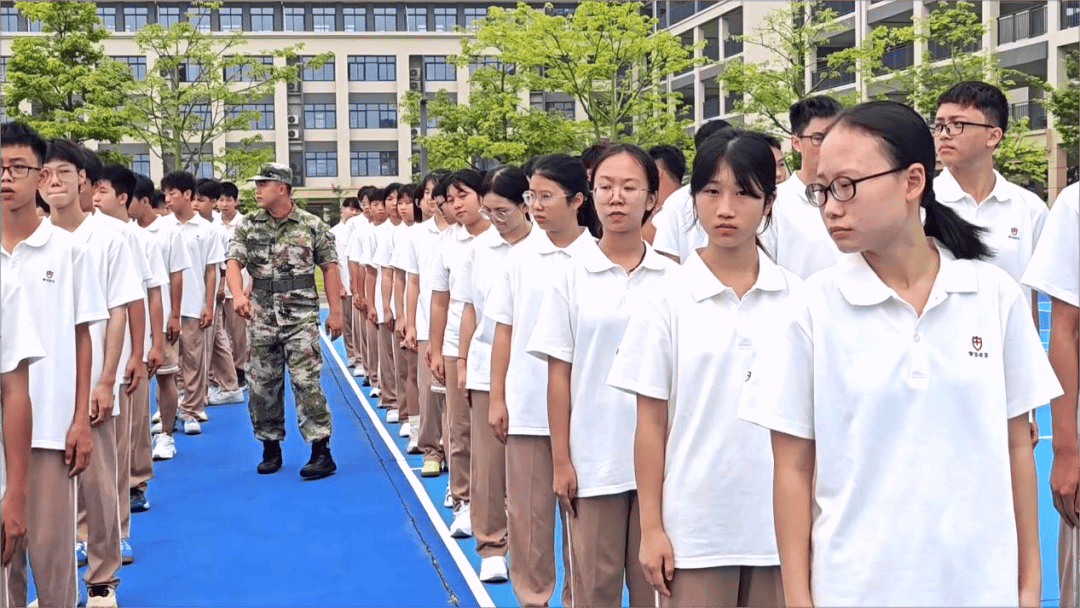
[120,368,147,538]
[223,296,249,371]
[565,492,651,608]
[468,391,507,557]
[8,449,77,608]
[178,316,209,419]
[377,323,398,406]
[661,565,784,608]
[207,303,239,392]
[341,296,357,364]
[130,370,154,493]
[364,319,380,388]
[443,357,470,507]
[76,418,121,589]
[417,340,445,464]
[1062,517,1079,608]
[397,342,420,418]
[355,309,369,370]
[506,434,571,607]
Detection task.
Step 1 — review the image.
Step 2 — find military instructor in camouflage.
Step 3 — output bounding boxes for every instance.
[226,162,344,480]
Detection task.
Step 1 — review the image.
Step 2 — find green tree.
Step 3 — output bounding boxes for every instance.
[834,0,1047,186]
[125,1,330,177]
[717,1,851,136]
[1045,48,1079,170]
[3,1,133,161]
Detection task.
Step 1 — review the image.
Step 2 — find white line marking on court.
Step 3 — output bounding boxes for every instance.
[321,329,495,608]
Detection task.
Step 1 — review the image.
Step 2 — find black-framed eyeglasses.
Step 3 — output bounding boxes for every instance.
[798,133,826,146]
[806,167,906,207]
[1,164,43,179]
[932,121,997,137]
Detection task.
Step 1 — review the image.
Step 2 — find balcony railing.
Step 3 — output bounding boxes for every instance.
[998,4,1047,44]
[1010,100,1047,130]
[812,69,855,89]
[723,37,744,57]
[703,97,720,119]
[703,39,720,62]
[928,39,981,61]
[874,43,914,74]
[1063,1,1080,29]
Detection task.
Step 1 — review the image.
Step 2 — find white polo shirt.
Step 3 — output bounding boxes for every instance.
[171,214,225,319]
[431,224,485,357]
[1022,182,1079,308]
[737,242,1063,606]
[453,227,514,391]
[528,239,674,497]
[99,213,168,364]
[143,215,193,327]
[366,221,397,324]
[608,248,797,567]
[0,273,47,497]
[374,221,407,319]
[484,228,594,436]
[651,185,705,263]
[214,212,248,298]
[400,217,447,341]
[329,220,354,295]
[760,173,841,279]
[935,168,1048,302]
[1,220,109,450]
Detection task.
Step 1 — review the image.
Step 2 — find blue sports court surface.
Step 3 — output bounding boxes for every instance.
[34,297,1067,606]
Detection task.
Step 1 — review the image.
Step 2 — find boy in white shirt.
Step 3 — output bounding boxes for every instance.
[1,122,108,608]
[164,171,225,435]
[215,181,250,389]
[331,197,360,369]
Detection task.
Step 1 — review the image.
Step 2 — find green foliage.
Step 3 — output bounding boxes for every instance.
[126,1,330,176]
[3,1,133,144]
[717,1,847,136]
[1045,48,1079,162]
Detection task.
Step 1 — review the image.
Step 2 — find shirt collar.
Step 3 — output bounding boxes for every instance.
[251,207,300,223]
[22,217,53,249]
[687,247,789,302]
[835,239,977,306]
[578,238,669,274]
[534,228,593,256]
[935,168,1013,205]
[174,213,209,227]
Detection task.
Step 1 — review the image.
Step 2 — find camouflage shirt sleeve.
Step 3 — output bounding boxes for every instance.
[310,215,337,267]
[226,215,250,266]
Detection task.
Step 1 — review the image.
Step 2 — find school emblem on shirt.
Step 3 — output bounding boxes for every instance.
[1009,227,1020,241]
[969,336,988,358]
[43,269,55,283]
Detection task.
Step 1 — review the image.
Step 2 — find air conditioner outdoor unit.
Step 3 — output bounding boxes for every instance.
[287,129,301,139]
[409,80,422,91]
[287,81,301,93]
[409,67,422,80]
[287,114,300,125]
[410,128,420,138]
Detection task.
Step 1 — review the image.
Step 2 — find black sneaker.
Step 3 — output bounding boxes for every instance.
[129,488,149,513]
[299,438,337,480]
[257,440,282,475]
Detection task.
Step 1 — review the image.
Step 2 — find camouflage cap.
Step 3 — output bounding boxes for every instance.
[248,162,293,184]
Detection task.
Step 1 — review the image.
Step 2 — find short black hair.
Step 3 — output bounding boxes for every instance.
[762,133,783,151]
[648,144,686,183]
[580,141,614,174]
[100,164,137,207]
[195,177,223,200]
[368,187,387,203]
[80,147,103,184]
[220,181,239,199]
[161,171,196,195]
[1,121,47,165]
[134,174,154,202]
[789,96,843,136]
[342,196,361,209]
[694,118,733,151]
[936,80,1009,133]
[44,138,86,170]
[151,190,167,209]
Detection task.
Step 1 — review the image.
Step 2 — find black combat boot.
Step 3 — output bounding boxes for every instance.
[299,438,337,480]
[256,440,282,474]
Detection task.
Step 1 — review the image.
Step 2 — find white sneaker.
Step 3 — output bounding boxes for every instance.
[152,434,176,460]
[151,410,161,424]
[208,388,244,405]
[443,484,453,509]
[183,418,202,435]
[406,418,421,454]
[371,387,382,398]
[150,421,163,435]
[398,418,410,437]
[386,409,400,424]
[449,503,472,538]
[352,366,366,378]
[478,555,508,583]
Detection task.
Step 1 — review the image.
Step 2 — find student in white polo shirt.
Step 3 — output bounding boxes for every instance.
[375,184,406,421]
[2,122,108,608]
[164,171,225,436]
[359,188,392,399]
[44,140,144,608]
[608,133,791,608]
[529,144,672,608]
[1022,181,1080,608]
[933,81,1049,321]
[644,145,685,245]
[348,186,376,380]
[0,273,46,608]
[486,154,600,607]
[331,196,360,377]
[390,185,420,440]
[215,181,250,389]
[738,101,1061,607]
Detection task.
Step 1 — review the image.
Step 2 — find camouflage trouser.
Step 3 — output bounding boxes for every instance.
[247,319,331,443]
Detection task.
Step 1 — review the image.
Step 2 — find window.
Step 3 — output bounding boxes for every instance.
[179,60,203,82]
[97,6,117,30]
[306,151,338,177]
[195,159,214,179]
[224,56,273,82]
[114,56,147,80]
[347,56,395,81]
[250,6,274,31]
[343,7,366,31]
[407,7,427,31]
[1,57,7,82]
[189,6,210,31]
[124,6,148,31]
[546,101,575,119]
[159,6,181,27]
[219,6,242,31]
[132,153,151,177]
[229,103,274,130]
[349,103,397,129]
[433,7,457,31]
[313,7,335,32]
[424,56,456,81]
[27,16,40,32]
[188,104,211,129]
[351,151,398,177]
[1,8,17,32]
[284,7,305,31]
[464,7,486,28]
[304,103,337,129]
[299,55,334,81]
[469,57,510,75]
[373,7,397,31]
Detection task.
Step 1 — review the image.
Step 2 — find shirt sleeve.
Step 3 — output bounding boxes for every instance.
[1,276,46,373]
[402,228,421,275]
[389,228,410,271]
[312,218,337,267]
[347,226,364,264]
[606,292,673,400]
[1002,280,1064,417]
[169,227,193,272]
[1021,190,1079,307]
[650,202,680,258]
[71,242,110,326]
[373,228,393,268]
[483,255,515,326]
[145,237,169,289]
[109,237,147,309]
[526,265,575,364]
[452,246,476,304]
[430,241,452,293]
[127,233,154,290]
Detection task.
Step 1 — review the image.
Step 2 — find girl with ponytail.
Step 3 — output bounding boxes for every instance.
[738,100,1062,607]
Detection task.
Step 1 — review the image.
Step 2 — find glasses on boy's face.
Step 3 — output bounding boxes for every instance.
[48,166,81,182]
[0,164,42,179]
[931,121,997,137]
[798,132,826,146]
[479,205,520,223]
[805,166,905,207]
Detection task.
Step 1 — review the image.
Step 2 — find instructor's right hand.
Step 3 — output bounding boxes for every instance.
[232,294,253,320]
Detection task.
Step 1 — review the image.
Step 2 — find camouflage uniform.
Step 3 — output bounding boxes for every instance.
[227,202,337,443]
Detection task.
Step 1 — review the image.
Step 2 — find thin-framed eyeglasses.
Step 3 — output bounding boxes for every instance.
[592,184,651,203]
[806,166,906,207]
[523,190,570,208]
[479,205,522,223]
[49,166,81,182]
[798,132,827,146]
[0,164,42,179]
[932,121,996,137]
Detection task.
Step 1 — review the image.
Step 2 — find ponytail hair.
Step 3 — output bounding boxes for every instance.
[830,101,991,260]
[529,153,602,238]
[481,165,529,207]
